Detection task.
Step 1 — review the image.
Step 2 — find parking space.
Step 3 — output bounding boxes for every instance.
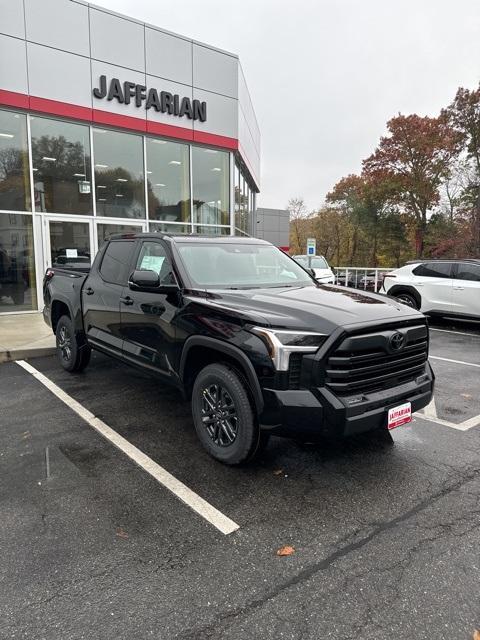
[1,319,480,639]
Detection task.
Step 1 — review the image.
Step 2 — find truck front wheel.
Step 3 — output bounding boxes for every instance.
[191,363,264,464]
[56,315,91,373]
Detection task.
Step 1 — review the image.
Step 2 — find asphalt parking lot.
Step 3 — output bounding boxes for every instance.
[1,317,480,640]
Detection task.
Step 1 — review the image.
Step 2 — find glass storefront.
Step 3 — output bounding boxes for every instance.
[0,106,257,313]
[93,128,145,219]
[47,220,91,270]
[0,212,37,311]
[0,111,30,212]
[146,138,190,224]
[31,116,92,215]
[192,147,230,226]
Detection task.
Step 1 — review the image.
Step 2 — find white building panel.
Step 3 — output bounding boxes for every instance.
[0,35,28,95]
[91,61,147,120]
[193,44,238,99]
[192,89,238,140]
[27,42,92,107]
[24,0,90,57]
[146,28,192,87]
[145,75,194,132]
[0,0,25,40]
[90,7,145,73]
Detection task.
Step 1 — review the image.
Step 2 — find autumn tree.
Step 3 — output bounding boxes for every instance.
[327,173,398,266]
[444,84,480,255]
[288,197,309,254]
[363,114,461,257]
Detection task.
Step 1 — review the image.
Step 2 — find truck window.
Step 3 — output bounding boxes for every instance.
[136,241,176,285]
[99,240,135,285]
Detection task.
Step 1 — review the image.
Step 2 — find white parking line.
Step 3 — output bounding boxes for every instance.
[17,360,239,536]
[417,397,480,431]
[430,328,480,337]
[429,355,480,368]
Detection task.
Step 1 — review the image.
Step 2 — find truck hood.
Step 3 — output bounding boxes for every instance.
[206,284,423,333]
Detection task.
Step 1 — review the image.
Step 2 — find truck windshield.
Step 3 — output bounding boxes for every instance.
[177,243,314,289]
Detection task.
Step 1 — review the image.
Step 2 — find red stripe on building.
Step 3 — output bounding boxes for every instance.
[92,109,147,132]
[193,130,238,150]
[30,96,92,122]
[0,91,238,151]
[147,119,194,142]
[0,89,29,110]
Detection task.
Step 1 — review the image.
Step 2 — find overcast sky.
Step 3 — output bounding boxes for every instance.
[95,0,480,211]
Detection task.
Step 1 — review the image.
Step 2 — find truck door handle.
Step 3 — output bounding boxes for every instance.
[453,286,464,290]
[120,296,134,306]
[84,287,94,295]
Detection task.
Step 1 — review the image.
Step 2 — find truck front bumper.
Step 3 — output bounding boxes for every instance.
[259,362,434,439]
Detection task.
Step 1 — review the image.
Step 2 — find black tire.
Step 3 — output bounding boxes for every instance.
[56,315,91,373]
[395,291,419,310]
[191,363,260,464]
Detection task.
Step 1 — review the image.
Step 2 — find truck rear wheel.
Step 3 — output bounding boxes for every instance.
[191,363,262,464]
[56,315,91,373]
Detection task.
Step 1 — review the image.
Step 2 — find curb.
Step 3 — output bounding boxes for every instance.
[0,347,56,364]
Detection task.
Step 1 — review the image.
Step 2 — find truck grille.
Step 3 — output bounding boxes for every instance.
[288,352,303,389]
[325,323,428,396]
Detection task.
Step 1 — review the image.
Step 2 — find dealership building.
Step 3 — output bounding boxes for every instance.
[0,0,261,314]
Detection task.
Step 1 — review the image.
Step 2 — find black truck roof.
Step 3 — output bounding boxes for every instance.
[107,232,271,245]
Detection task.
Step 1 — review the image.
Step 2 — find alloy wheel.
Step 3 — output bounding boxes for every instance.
[201,384,238,447]
[57,325,72,362]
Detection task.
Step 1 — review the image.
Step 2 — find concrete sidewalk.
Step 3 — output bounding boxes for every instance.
[0,313,55,363]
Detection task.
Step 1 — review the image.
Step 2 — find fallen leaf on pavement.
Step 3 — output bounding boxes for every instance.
[461,393,472,399]
[276,545,295,556]
[273,469,284,476]
[116,527,129,539]
[472,630,480,640]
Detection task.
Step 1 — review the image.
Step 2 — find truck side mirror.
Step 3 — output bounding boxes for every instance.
[128,269,160,289]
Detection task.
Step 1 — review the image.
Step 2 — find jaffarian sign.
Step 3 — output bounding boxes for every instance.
[93,75,207,122]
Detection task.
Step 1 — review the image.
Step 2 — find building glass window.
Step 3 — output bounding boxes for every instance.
[192,147,229,226]
[0,110,31,212]
[31,116,92,215]
[234,164,241,231]
[93,128,145,219]
[146,138,190,224]
[0,212,37,311]
[48,220,91,269]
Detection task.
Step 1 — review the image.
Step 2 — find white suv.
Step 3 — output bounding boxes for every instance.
[381,259,480,320]
[292,255,335,284]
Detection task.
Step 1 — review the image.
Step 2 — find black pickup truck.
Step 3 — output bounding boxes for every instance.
[43,233,434,464]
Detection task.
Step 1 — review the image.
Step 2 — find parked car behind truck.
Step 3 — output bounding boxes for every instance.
[381,259,480,320]
[43,234,434,464]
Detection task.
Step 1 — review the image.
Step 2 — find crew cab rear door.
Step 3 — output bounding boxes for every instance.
[82,239,137,356]
[120,239,179,378]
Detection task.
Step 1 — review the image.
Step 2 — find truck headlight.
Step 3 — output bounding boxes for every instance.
[251,327,326,371]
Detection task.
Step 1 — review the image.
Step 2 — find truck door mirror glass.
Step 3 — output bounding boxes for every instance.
[128,269,160,289]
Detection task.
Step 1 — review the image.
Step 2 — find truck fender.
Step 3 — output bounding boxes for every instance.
[179,335,264,414]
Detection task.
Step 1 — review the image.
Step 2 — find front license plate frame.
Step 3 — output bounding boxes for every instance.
[387,401,412,430]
